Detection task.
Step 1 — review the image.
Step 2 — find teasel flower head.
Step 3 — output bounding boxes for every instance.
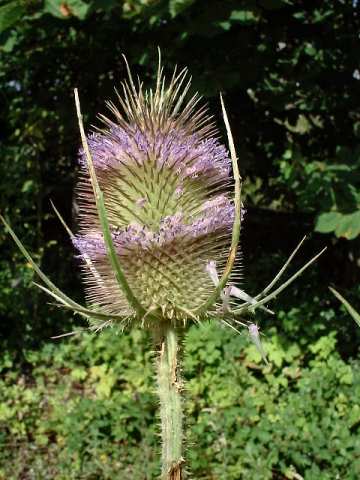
[71,60,245,329]
[1,56,325,339]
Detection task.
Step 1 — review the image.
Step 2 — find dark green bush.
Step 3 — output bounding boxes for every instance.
[1,324,359,479]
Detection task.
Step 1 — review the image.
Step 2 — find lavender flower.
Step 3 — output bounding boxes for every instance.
[71,66,245,478]
[73,67,242,326]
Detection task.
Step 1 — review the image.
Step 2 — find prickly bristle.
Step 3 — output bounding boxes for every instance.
[74,65,240,325]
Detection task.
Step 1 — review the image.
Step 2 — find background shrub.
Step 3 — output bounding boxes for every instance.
[1,325,360,479]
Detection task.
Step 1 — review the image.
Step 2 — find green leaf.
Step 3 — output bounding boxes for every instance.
[169,0,195,17]
[229,10,259,23]
[44,0,89,20]
[71,368,87,381]
[1,30,17,51]
[309,332,337,359]
[304,43,316,56]
[216,21,231,31]
[21,180,34,193]
[315,211,342,234]
[0,1,24,33]
[90,365,116,398]
[284,114,311,134]
[335,211,360,240]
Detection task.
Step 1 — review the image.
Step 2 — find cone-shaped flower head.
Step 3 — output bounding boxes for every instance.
[73,63,241,326]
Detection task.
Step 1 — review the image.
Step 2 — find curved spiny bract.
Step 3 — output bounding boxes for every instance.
[74,66,243,327]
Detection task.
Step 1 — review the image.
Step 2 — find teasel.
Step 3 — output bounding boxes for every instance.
[1,54,326,480]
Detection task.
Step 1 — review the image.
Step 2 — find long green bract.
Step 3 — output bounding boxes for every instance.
[2,205,140,328]
[233,247,327,315]
[98,188,146,317]
[51,200,107,288]
[1,214,130,324]
[233,236,308,311]
[254,235,307,301]
[74,88,145,318]
[50,200,74,238]
[194,95,242,315]
[330,287,360,328]
[1,215,85,312]
[33,282,127,323]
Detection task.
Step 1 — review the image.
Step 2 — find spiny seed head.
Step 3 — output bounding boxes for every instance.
[73,63,242,327]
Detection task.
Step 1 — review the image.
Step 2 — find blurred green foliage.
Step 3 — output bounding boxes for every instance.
[1,324,360,479]
[0,1,360,477]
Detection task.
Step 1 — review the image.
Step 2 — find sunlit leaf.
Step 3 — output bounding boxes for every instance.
[0,1,24,33]
[44,0,89,20]
[169,0,195,17]
[315,212,342,234]
[335,211,360,240]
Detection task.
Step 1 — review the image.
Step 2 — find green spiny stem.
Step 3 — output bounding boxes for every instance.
[156,324,184,480]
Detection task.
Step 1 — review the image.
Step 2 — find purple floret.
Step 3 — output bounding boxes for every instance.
[79,126,231,182]
[73,195,235,260]
[72,233,105,258]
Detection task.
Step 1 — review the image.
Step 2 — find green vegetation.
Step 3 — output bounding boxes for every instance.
[1,324,360,479]
[1,0,359,478]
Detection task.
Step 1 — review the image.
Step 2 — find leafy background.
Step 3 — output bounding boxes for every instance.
[0,1,359,478]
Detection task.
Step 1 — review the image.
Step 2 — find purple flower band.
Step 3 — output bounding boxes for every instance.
[73,196,235,259]
[79,126,230,181]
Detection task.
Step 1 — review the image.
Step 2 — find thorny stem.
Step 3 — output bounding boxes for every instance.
[156,324,184,480]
